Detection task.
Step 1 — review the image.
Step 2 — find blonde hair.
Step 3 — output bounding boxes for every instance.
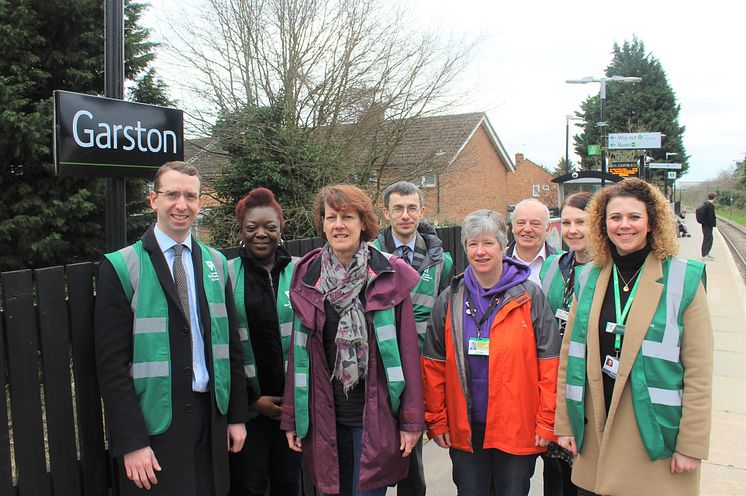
[586,178,678,267]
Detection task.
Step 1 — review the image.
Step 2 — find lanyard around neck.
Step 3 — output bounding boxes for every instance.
[612,264,642,324]
[465,290,500,338]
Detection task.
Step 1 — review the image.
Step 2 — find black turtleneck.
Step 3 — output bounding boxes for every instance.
[599,242,652,415]
[239,244,292,407]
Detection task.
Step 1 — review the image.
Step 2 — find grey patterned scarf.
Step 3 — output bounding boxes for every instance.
[318,242,371,394]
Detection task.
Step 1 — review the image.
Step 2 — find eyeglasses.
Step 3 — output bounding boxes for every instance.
[155,190,200,204]
[390,206,420,216]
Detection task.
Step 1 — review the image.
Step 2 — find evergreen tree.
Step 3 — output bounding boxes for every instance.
[573,37,687,184]
[202,105,343,246]
[0,0,169,270]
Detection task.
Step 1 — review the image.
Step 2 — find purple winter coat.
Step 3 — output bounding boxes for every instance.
[280,245,425,493]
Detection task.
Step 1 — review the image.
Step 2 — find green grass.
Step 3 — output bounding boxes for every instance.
[719,209,746,226]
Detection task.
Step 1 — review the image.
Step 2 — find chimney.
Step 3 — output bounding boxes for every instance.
[515,153,524,164]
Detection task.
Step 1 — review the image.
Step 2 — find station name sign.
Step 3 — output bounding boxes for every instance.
[54,90,183,178]
[608,132,661,150]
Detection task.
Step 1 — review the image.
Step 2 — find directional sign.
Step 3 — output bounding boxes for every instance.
[648,162,682,170]
[608,132,662,150]
[588,144,601,156]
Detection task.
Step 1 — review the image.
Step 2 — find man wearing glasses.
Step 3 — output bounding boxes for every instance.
[374,181,453,496]
[95,161,248,496]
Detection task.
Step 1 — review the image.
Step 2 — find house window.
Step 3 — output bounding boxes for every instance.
[421,175,437,188]
[532,185,541,197]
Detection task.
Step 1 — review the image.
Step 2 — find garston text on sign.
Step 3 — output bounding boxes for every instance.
[54,90,183,178]
[72,109,178,154]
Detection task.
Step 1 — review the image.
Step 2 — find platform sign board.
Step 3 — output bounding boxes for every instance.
[54,90,183,178]
[608,132,661,150]
[648,163,682,170]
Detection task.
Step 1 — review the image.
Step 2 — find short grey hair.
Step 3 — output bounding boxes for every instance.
[511,198,550,227]
[461,209,509,250]
[382,181,424,208]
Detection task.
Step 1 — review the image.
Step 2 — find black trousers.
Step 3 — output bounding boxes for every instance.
[194,391,214,496]
[396,435,425,496]
[701,225,714,256]
[228,415,302,496]
[541,454,576,496]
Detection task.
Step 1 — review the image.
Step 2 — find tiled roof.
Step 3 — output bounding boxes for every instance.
[345,112,514,173]
[183,137,230,184]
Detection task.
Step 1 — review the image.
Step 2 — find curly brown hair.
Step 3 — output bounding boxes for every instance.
[586,178,678,267]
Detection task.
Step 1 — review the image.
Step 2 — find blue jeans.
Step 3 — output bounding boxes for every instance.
[336,424,387,496]
[449,428,537,496]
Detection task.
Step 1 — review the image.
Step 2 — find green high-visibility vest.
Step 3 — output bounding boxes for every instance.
[564,257,705,460]
[105,240,231,435]
[540,253,565,312]
[292,308,405,438]
[372,239,452,349]
[227,257,294,398]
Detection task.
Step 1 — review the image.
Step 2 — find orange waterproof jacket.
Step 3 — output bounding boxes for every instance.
[422,275,560,454]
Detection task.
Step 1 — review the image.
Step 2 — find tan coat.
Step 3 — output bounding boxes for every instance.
[555,254,713,496]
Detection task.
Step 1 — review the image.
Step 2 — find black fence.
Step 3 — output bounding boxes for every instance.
[0,227,464,496]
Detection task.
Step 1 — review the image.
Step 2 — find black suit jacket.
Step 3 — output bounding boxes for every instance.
[94,225,248,496]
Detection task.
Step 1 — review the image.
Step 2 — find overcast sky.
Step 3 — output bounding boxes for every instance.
[143,0,745,183]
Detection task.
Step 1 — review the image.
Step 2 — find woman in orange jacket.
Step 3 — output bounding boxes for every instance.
[422,209,561,496]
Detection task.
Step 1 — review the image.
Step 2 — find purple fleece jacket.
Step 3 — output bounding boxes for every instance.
[463,258,531,425]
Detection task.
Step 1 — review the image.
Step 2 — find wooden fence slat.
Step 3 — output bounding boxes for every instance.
[0,309,16,495]
[66,263,109,496]
[35,267,82,496]
[1,270,51,496]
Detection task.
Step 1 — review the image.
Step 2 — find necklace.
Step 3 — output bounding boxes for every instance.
[615,265,642,292]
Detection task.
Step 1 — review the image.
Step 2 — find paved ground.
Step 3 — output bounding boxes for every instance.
[389,219,746,495]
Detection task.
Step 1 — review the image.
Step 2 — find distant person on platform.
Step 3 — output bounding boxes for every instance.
[505,199,558,284]
[699,193,717,260]
[373,181,454,496]
[95,161,248,496]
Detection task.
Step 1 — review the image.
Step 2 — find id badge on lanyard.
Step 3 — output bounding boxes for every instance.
[603,265,642,379]
[465,291,500,357]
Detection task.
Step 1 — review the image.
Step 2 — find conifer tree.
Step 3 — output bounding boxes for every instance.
[0,0,170,270]
[573,37,687,182]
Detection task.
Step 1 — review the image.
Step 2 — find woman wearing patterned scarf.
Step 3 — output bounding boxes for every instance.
[280,184,423,496]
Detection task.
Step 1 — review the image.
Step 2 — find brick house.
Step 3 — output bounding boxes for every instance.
[368,112,516,224]
[506,153,560,213]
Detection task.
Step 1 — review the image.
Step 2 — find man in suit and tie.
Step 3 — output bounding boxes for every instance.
[374,181,453,496]
[95,161,248,496]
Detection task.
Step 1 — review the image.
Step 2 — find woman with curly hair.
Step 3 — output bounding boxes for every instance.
[554,178,713,496]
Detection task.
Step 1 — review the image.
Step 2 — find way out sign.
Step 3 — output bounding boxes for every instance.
[608,132,661,150]
[54,90,183,178]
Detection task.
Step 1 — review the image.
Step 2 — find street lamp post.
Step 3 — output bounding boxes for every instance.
[566,75,642,188]
[565,115,584,173]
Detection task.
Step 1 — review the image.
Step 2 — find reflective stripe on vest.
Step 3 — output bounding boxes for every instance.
[564,257,705,460]
[539,254,563,312]
[105,240,231,435]
[227,257,294,399]
[292,307,405,438]
[372,239,452,350]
